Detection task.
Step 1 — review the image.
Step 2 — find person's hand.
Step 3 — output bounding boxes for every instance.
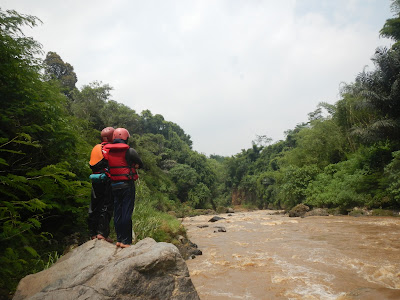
[135,164,140,169]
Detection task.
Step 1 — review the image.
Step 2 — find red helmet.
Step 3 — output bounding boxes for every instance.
[113,128,130,141]
[101,127,115,142]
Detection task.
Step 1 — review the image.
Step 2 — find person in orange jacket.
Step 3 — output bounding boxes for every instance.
[103,128,143,248]
[88,127,115,242]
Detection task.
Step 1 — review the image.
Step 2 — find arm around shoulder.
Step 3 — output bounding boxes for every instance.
[128,147,144,169]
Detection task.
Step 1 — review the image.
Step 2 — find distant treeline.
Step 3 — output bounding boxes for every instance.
[224,0,400,212]
[1,2,400,298]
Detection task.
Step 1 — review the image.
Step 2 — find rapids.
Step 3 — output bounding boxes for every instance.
[183,210,400,299]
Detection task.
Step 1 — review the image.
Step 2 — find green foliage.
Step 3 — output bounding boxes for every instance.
[133,183,185,243]
[341,47,400,145]
[169,164,198,202]
[382,150,400,206]
[255,171,279,208]
[305,160,367,209]
[71,81,113,130]
[188,183,211,209]
[277,165,320,209]
[304,144,394,209]
[280,118,346,168]
[380,0,400,49]
[44,51,77,99]
[0,9,91,296]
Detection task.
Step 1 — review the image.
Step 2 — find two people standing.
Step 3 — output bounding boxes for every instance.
[89,127,143,248]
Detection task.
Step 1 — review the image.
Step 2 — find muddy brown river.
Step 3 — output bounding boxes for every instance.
[183,210,400,299]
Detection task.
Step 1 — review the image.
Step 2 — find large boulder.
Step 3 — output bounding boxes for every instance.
[288,204,310,218]
[13,238,199,300]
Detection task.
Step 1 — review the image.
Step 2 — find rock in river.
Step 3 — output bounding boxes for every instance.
[208,216,225,222]
[13,238,199,300]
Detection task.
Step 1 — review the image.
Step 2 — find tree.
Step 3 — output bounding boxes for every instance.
[44,51,77,99]
[71,81,112,130]
[342,47,400,144]
[380,0,400,49]
[169,164,198,202]
[0,9,91,295]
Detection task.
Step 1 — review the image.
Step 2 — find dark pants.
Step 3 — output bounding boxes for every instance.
[112,181,135,244]
[88,181,113,238]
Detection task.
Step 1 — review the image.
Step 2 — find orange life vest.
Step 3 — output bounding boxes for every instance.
[89,142,108,173]
[103,143,138,181]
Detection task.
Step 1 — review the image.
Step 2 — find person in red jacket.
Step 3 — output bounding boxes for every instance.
[103,128,143,248]
[88,127,115,242]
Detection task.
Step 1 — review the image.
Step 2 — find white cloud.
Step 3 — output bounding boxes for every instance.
[1,0,393,156]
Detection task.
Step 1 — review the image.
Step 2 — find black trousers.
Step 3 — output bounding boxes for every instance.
[88,180,113,238]
[112,181,135,245]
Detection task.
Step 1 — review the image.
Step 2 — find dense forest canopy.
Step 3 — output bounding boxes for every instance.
[1,2,400,298]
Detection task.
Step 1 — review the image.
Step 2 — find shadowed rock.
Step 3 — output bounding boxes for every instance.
[208,216,225,222]
[13,238,199,300]
[213,226,226,233]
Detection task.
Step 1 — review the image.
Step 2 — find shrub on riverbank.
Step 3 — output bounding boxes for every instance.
[132,183,186,243]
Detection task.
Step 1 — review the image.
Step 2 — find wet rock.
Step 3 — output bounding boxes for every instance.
[189,241,198,248]
[190,249,203,256]
[214,226,226,233]
[13,238,199,300]
[304,208,329,217]
[209,216,225,222]
[288,204,310,218]
[227,207,235,213]
[175,239,202,260]
[197,225,209,228]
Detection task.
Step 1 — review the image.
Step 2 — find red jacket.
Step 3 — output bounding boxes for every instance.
[103,143,138,181]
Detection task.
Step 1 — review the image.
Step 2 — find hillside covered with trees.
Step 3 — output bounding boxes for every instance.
[1,1,400,298]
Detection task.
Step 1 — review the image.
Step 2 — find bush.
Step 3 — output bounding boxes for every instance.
[133,182,186,243]
[371,209,396,216]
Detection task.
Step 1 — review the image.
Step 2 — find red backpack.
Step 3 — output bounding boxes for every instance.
[103,143,138,181]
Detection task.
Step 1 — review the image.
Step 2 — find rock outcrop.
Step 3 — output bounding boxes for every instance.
[13,238,199,300]
[304,208,330,217]
[288,204,310,217]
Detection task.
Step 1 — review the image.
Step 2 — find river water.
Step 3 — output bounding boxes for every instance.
[183,210,400,300]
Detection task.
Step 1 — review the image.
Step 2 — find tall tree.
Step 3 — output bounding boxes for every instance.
[342,47,400,144]
[380,1,400,48]
[70,81,111,130]
[44,51,77,99]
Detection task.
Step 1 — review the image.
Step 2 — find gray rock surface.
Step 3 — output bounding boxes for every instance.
[13,238,199,300]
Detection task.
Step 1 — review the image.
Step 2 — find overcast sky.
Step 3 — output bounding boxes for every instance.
[2,0,394,156]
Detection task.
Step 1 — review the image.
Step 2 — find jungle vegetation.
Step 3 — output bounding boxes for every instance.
[1,1,400,297]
